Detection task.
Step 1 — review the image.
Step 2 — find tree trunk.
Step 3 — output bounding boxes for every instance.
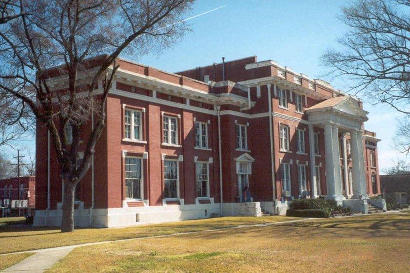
[61,180,76,232]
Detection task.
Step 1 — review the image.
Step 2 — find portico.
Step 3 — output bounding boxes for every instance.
[306,96,368,209]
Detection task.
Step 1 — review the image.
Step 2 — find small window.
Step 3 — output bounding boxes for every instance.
[64,122,73,145]
[195,121,208,148]
[298,164,307,195]
[196,162,209,197]
[163,116,178,145]
[236,124,248,150]
[280,124,290,152]
[278,88,288,108]
[370,150,376,168]
[125,157,142,199]
[295,94,303,112]
[124,109,142,141]
[297,129,305,153]
[164,160,178,198]
[371,174,377,194]
[282,163,291,196]
[314,132,320,155]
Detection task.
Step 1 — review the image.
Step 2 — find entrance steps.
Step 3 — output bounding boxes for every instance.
[368,203,383,214]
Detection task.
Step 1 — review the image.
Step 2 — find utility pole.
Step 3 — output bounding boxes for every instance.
[11,150,25,216]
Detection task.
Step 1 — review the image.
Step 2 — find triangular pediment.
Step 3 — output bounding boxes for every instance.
[235,153,255,162]
[306,96,368,121]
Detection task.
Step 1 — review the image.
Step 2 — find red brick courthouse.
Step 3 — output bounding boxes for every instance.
[34,56,383,227]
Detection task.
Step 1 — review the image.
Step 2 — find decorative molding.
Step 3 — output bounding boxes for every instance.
[178,155,184,162]
[143,152,148,159]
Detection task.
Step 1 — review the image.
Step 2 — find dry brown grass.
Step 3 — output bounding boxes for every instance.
[47,213,410,273]
[0,253,34,271]
[0,216,293,254]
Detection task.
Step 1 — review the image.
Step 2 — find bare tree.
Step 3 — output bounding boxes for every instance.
[395,115,410,154]
[322,0,410,114]
[0,0,192,232]
[384,159,410,174]
[0,153,13,179]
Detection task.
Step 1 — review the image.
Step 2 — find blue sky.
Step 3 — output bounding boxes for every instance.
[3,0,408,172]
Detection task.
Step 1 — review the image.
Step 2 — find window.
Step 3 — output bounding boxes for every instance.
[295,94,303,112]
[371,174,378,194]
[196,162,209,197]
[280,124,290,152]
[164,160,178,198]
[370,150,376,167]
[278,88,288,108]
[298,164,307,195]
[282,163,291,196]
[195,121,208,148]
[236,124,248,150]
[8,185,12,199]
[163,116,178,145]
[297,129,305,153]
[125,157,142,199]
[315,165,321,195]
[19,184,24,199]
[64,122,73,145]
[346,139,351,155]
[237,162,251,202]
[314,132,320,155]
[124,109,142,140]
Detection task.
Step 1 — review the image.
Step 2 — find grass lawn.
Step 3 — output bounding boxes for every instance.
[0,215,295,254]
[47,213,410,273]
[0,253,34,271]
[0,217,26,227]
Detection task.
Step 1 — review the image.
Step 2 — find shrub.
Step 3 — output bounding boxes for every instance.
[25,216,33,225]
[331,206,352,216]
[289,199,338,210]
[286,209,330,218]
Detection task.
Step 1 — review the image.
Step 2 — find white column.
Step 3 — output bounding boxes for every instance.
[351,129,368,199]
[308,124,317,198]
[324,123,344,202]
[342,133,349,198]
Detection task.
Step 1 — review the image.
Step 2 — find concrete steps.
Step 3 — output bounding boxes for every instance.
[368,203,383,214]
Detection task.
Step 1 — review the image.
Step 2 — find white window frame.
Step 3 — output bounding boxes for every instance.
[280,124,290,152]
[236,161,252,202]
[236,124,248,150]
[195,121,208,149]
[163,115,178,145]
[295,94,303,113]
[124,109,143,141]
[124,156,143,200]
[278,88,288,109]
[314,132,320,155]
[297,129,305,153]
[298,164,307,195]
[282,163,291,196]
[196,162,210,198]
[163,159,179,199]
[315,165,321,195]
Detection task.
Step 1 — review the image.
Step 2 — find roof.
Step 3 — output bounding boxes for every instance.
[305,96,347,111]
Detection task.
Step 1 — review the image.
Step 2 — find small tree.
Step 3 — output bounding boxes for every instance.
[0,0,193,232]
[322,0,409,114]
[384,159,410,175]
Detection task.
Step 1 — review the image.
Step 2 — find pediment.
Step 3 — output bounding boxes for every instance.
[306,96,368,121]
[235,153,255,162]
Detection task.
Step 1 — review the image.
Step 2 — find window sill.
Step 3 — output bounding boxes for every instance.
[161,143,182,148]
[314,154,321,157]
[296,152,307,155]
[280,150,292,153]
[194,147,212,151]
[236,148,251,153]
[278,106,288,110]
[295,111,304,114]
[122,138,147,144]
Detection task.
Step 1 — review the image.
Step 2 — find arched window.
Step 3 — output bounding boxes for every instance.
[19,184,25,199]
